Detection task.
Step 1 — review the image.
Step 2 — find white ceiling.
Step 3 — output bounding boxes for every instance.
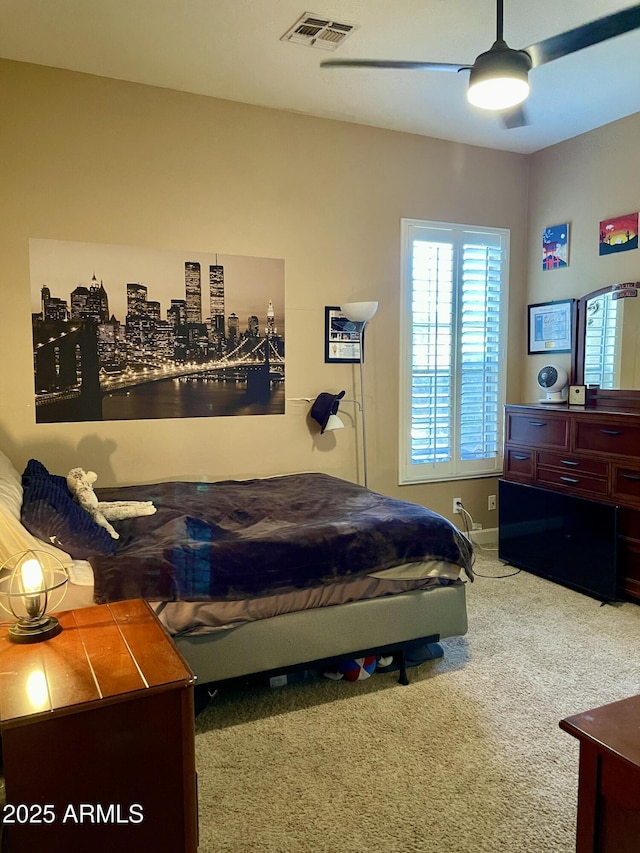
[1,0,639,154]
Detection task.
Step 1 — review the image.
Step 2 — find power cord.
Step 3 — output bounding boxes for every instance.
[457,503,496,550]
[456,500,521,579]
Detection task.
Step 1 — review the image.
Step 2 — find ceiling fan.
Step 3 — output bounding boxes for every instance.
[320,1,640,128]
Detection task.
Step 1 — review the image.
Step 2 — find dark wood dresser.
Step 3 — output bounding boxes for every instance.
[0,599,198,853]
[501,403,640,601]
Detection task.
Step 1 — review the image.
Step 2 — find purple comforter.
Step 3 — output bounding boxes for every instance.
[90,473,473,603]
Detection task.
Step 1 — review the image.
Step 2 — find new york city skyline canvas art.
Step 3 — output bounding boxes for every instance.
[29,239,285,423]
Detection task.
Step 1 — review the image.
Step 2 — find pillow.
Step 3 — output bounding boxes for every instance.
[22,458,69,493]
[21,459,117,560]
[0,450,72,566]
[0,448,24,520]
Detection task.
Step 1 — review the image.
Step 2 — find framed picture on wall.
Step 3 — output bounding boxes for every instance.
[30,238,286,422]
[599,212,638,256]
[528,299,574,354]
[542,224,569,270]
[324,306,362,363]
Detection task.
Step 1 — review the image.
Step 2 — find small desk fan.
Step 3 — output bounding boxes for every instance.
[537,365,568,403]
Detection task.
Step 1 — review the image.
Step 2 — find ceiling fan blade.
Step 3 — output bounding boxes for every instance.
[320,58,467,72]
[501,105,529,129]
[523,5,640,68]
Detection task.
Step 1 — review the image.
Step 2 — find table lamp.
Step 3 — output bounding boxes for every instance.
[0,550,68,643]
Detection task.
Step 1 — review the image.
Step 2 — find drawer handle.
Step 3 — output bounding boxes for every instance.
[560,460,579,466]
[623,474,640,482]
[528,421,546,427]
[513,453,530,460]
[600,429,622,436]
[560,476,579,484]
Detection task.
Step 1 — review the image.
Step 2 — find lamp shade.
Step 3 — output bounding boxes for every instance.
[340,302,378,323]
[324,414,345,431]
[0,550,68,643]
[467,43,531,111]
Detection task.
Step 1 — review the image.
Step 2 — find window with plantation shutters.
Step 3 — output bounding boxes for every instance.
[399,220,509,483]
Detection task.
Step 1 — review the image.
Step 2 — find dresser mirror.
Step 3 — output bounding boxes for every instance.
[574,285,640,404]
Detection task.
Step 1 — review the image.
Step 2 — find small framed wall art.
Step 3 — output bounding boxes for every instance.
[528,299,574,355]
[324,306,362,363]
[599,212,638,256]
[542,224,569,270]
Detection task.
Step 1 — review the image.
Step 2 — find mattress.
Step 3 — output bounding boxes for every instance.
[152,560,462,636]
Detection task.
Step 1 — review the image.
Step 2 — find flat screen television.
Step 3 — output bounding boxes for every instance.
[498,480,618,601]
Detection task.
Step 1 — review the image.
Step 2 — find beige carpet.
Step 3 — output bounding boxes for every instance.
[194,549,640,852]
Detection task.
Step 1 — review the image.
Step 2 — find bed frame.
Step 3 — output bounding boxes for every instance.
[173,582,468,687]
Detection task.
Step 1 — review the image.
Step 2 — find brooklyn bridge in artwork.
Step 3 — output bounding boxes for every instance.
[30,240,285,423]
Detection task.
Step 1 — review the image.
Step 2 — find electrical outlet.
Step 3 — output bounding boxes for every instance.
[453,498,463,514]
[488,494,497,511]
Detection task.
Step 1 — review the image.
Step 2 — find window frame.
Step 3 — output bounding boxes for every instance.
[398,218,510,485]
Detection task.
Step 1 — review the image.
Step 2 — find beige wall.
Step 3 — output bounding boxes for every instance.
[526,112,640,402]
[0,60,530,527]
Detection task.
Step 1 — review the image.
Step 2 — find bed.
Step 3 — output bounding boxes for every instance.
[2,453,473,688]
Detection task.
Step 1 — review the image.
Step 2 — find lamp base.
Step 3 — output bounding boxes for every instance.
[8,615,62,644]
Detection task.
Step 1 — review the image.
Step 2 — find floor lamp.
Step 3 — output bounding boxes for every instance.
[341,301,378,489]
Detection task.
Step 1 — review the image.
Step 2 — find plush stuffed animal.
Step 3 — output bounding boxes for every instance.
[67,467,157,540]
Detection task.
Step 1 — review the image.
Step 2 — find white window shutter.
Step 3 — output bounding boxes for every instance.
[400,221,509,484]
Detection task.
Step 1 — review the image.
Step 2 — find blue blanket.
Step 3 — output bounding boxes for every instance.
[90,473,473,603]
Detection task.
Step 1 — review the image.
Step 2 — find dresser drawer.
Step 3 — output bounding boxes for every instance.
[506,412,568,449]
[536,467,609,497]
[612,466,640,505]
[504,447,534,480]
[575,420,640,459]
[537,451,608,478]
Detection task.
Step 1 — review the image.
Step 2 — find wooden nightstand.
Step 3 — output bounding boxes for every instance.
[0,599,198,853]
[561,694,640,853]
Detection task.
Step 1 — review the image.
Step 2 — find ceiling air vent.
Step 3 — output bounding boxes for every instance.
[280,12,357,51]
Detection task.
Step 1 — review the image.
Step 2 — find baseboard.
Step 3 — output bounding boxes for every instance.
[462,526,498,546]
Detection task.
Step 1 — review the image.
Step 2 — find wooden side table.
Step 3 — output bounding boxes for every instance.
[560,694,640,853]
[0,599,198,853]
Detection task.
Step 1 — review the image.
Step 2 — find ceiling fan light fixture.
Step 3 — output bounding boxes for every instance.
[467,75,529,110]
[467,43,531,111]
[319,3,640,129]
